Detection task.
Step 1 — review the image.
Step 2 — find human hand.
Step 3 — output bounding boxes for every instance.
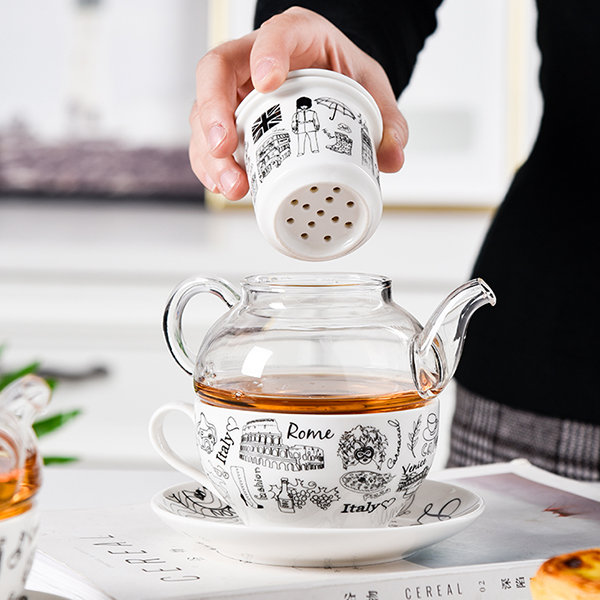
[189,6,408,200]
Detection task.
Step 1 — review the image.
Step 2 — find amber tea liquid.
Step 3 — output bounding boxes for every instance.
[0,446,41,520]
[194,373,431,414]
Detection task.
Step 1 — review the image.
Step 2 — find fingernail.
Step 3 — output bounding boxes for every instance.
[254,58,276,83]
[207,124,226,151]
[393,124,408,148]
[204,173,217,192]
[219,169,239,195]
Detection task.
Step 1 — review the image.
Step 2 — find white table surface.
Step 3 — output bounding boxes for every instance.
[37,466,188,512]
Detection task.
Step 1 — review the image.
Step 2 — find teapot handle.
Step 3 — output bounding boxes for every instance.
[163,277,240,375]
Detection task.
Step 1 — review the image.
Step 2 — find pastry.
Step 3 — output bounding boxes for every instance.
[530,548,600,599]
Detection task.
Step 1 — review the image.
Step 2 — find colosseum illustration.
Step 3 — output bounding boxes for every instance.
[239,419,324,471]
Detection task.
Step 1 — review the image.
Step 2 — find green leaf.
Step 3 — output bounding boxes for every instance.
[42,456,79,465]
[33,409,82,438]
[0,362,41,391]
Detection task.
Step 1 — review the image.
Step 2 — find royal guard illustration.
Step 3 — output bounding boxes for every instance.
[291,96,320,155]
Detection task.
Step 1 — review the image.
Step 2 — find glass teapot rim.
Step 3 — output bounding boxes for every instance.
[241,272,391,292]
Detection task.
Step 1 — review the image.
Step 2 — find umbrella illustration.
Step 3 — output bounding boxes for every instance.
[315,97,356,120]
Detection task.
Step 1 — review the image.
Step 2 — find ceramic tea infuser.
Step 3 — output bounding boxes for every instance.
[235,69,383,261]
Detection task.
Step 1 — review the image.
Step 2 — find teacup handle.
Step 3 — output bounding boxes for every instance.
[149,402,227,502]
[163,276,240,375]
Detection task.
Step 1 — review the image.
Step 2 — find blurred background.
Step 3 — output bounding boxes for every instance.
[0,0,541,472]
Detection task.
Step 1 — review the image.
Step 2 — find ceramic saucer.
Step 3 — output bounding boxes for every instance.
[151,479,484,567]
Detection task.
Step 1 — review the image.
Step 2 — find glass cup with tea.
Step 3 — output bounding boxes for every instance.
[0,374,51,600]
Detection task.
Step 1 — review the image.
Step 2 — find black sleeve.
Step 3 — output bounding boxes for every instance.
[254,0,443,99]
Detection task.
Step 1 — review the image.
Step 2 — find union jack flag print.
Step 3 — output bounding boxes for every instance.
[252,104,282,142]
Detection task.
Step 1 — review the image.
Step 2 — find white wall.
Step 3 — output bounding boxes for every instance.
[1,0,208,146]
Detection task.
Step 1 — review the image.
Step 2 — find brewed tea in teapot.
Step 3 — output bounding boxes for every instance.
[164,273,496,412]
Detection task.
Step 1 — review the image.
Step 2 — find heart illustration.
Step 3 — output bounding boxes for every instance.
[380,497,396,510]
[226,416,239,433]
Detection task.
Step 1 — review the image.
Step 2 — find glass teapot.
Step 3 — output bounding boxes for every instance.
[0,375,51,519]
[163,273,495,413]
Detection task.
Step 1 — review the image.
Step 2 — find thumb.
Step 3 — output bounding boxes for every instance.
[249,17,295,92]
[360,66,408,173]
[377,105,408,173]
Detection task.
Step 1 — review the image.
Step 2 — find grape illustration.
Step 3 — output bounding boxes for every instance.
[309,486,340,510]
[290,488,309,508]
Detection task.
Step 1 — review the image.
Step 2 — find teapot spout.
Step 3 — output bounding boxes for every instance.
[411,278,496,399]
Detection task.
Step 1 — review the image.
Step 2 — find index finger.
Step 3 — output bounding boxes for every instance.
[194,33,256,158]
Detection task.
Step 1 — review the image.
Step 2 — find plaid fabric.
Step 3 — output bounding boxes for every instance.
[447,384,600,481]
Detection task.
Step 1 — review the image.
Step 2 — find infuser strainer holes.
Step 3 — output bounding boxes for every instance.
[274,183,369,259]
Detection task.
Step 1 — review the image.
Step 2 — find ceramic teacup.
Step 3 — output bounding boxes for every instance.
[235,68,383,261]
[0,503,40,600]
[149,399,439,529]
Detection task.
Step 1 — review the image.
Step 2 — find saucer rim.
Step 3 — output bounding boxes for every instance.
[151,478,485,534]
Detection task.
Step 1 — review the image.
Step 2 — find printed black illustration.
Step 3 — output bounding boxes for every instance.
[339,470,394,500]
[341,496,396,515]
[275,477,295,513]
[291,96,320,155]
[252,466,269,503]
[205,459,230,502]
[231,465,264,509]
[338,425,388,470]
[166,486,238,521]
[239,419,325,471]
[386,418,402,469]
[244,141,258,199]
[408,415,422,458]
[252,103,282,143]
[416,496,462,524]
[269,477,341,512]
[323,124,353,155]
[197,412,217,453]
[0,520,38,597]
[392,490,417,520]
[396,460,430,494]
[314,96,356,120]
[213,415,239,466]
[421,412,439,457]
[358,114,376,176]
[256,132,291,181]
